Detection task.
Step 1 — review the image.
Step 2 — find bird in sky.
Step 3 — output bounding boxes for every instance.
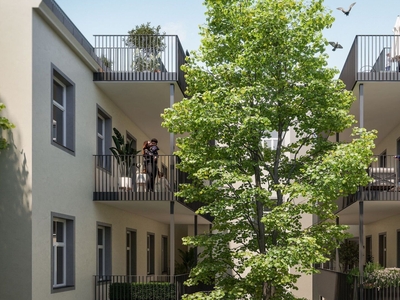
[329,42,343,51]
[337,2,356,16]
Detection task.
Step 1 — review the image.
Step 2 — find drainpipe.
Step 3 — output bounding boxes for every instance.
[170,201,175,283]
[170,84,175,155]
[359,83,364,299]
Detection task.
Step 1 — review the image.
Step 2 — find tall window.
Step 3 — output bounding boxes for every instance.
[147,233,155,275]
[97,224,111,278]
[379,150,387,168]
[366,236,372,263]
[379,233,387,267]
[97,106,112,169]
[261,131,279,150]
[52,213,74,291]
[126,230,137,276]
[161,236,168,274]
[52,67,75,153]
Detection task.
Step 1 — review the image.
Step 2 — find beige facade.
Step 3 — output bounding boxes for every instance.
[0,1,211,299]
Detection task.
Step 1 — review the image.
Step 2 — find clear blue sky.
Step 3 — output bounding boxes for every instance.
[56,0,400,72]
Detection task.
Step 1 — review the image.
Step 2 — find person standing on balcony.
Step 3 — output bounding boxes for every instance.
[155,171,170,192]
[386,53,391,71]
[143,138,159,192]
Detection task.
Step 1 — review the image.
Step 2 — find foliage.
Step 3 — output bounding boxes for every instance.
[109,282,175,300]
[110,128,140,177]
[100,55,113,69]
[176,248,197,274]
[126,22,165,72]
[0,103,15,150]
[331,239,359,273]
[161,0,377,299]
[365,267,400,289]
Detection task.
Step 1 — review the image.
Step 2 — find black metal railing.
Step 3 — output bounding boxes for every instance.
[94,154,182,201]
[340,35,400,90]
[315,268,400,300]
[93,35,187,93]
[340,155,400,209]
[94,274,213,300]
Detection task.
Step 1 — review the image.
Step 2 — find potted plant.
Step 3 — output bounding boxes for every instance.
[110,128,140,190]
[125,22,165,72]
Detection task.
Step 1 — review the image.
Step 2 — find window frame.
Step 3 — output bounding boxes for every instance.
[51,212,75,293]
[126,229,137,276]
[147,233,155,275]
[97,223,112,279]
[51,65,75,155]
[96,105,112,171]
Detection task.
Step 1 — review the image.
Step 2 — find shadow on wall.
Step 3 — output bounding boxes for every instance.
[0,122,32,299]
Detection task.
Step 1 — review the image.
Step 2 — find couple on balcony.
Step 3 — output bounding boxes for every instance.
[138,138,159,192]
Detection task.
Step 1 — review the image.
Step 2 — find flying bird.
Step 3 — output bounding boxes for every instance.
[337,2,356,16]
[329,42,343,51]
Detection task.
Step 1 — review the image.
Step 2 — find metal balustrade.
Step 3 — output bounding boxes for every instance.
[340,35,400,90]
[341,155,400,209]
[93,35,187,93]
[93,154,182,201]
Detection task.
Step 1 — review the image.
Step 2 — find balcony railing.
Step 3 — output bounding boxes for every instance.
[94,154,185,201]
[94,274,213,300]
[340,155,400,209]
[315,268,400,300]
[93,35,187,93]
[339,35,400,90]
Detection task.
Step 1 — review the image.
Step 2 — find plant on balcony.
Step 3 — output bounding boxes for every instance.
[110,128,140,190]
[125,23,165,72]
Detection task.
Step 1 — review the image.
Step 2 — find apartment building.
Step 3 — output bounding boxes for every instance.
[0,1,212,299]
[314,34,400,299]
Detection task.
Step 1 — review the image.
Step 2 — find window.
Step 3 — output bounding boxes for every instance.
[261,131,278,150]
[97,106,112,169]
[147,233,155,275]
[126,131,137,154]
[161,236,168,274]
[51,213,75,292]
[379,233,387,267]
[52,66,75,153]
[366,235,372,263]
[397,230,400,267]
[379,150,387,167]
[126,230,137,276]
[97,224,111,278]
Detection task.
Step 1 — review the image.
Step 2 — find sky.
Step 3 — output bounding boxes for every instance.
[55,0,400,72]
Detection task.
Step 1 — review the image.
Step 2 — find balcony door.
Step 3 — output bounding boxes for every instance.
[379,232,387,267]
[126,230,137,276]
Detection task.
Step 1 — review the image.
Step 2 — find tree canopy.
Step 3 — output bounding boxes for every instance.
[0,103,15,150]
[162,0,376,299]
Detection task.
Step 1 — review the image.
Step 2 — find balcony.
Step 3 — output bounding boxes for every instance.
[93,154,213,223]
[336,155,400,226]
[340,35,400,90]
[93,35,187,94]
[94,274,213,300]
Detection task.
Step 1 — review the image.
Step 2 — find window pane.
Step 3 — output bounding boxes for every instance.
[53,106,64,144]
[97,116,104,136]
[99,248,104,275]
[56,246,64,284]
[98,228,103,245]
[53,80,64,106]
[97,136,104,156]
[56,222,64,243]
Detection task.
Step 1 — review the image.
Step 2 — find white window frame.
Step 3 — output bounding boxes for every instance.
[261,130,279,150]
[97,226,106,276]
[53,77,67,146]
[53,218,67,288]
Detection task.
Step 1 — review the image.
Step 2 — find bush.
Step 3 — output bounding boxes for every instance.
[109,282,176,300]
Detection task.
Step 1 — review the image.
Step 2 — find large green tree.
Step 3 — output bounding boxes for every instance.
[0,103,15,150]
[162,0,376,299]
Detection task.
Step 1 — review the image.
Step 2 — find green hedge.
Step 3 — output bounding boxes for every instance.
[109,282,176,300]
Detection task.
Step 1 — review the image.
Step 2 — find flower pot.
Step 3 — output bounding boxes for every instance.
[119,177,132,190]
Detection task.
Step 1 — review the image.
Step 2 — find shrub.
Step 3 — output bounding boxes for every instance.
[109,282,176,300]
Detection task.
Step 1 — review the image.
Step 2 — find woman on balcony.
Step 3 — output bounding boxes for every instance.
[143,138,159,192]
